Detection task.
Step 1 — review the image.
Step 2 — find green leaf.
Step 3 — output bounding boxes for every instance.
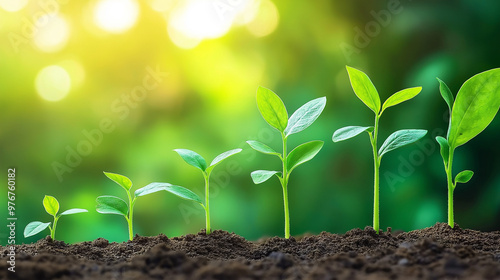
[455,170,474,184]
[159,183,204,205]
[209,149,242,168]
[437,78,454,113]
[378,130,428,158]
[256,86,288,132]
[346,66,381,114]
[246,140,280,156]
[448,68,500,148]
[381,87,422,114]
[174,149,207,172]
[287,140,324,173]
[284,97,327,137]
[250,170,280,184]
[96,195,128,216]
[104,172,132,192]
[435,136,450,165]
[60,209,88,216]
[24,221,51,238]
[332,126,373,142]
[43,195,59,217]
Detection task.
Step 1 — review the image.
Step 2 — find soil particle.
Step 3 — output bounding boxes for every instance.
[2,223,500,279]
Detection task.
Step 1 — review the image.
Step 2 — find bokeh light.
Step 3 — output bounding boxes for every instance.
[35,65,71,102]
[33,14,70,53]
[93,0,140,33]
[0,0,28,12]
[246,0,278,37]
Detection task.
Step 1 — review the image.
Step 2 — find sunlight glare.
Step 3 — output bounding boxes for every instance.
[94,0,139,33]
[35,65,71,102]
[33,14,70,53]
[0,0,28,12]
[246,0,279,37]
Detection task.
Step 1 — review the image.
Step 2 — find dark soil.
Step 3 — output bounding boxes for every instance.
[2,223,500,279]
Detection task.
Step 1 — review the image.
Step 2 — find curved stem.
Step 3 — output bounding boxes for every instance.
[281,133,290,239]
[204,173,211,234]
[371,114,381,234]
[447,150,455,227]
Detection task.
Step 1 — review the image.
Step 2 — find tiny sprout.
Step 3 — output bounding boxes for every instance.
[169,148,242,234]
[24,195,88,240]
[248,86,326,239]
[96,172,191,240]
[332,66,427,233]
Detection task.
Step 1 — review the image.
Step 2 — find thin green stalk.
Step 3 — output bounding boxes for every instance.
[204,173,211,234]
[281,133,290,239]
[446,150,455,228]
[51,216,59,240]
[371,115,381,233]
[127,192,135,241]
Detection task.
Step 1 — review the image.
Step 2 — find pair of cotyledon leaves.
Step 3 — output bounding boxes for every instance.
[96,149,242,215]
[248,87,327,184]
[24,195,88,238]
[435,68,500,187]
[332,66,427,158]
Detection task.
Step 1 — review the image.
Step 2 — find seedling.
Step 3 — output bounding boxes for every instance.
[247,86,326,239]
[170,148,242,234]
[332,66,427,233]
[24,195,88,240]
[96,171,197,240]
[435,68,500,228]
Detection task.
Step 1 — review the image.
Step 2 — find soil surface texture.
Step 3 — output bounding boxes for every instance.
[1,223,500,279]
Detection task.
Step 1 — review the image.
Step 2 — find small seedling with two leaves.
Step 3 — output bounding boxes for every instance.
[435,68,500,227]
[247,86,326,239]
[96,171,200,240]
[332,66,427,233]
[167,148,242,234]
[24,195,88,240]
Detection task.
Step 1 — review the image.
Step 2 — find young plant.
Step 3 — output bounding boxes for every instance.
[171,148,242,234]
[435,68,500,228]
[247,86,326,239]
[24,195,88,240]
[332,66,427,233]
[96,171,197,240]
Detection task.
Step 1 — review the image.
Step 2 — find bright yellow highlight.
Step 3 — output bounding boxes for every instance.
[168,0,273,49]
[94,0,139,34]
[247,0,279,37]
[35,65,71,102]
[34,14,70,53]
[0,0,28,12]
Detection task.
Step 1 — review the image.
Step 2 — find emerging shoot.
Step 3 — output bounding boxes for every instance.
[24,195,88,240]
[435,68,500,227]
[332,66,427,233]
[248,86,326,239]
[171,148,242,234]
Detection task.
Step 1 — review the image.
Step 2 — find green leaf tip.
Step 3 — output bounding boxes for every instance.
[43,195,59,217]
[455,170,474,185]
[256,86,288,132]
[332,126,373,142]
[285,96,326,137]
[174,149,208,172]
[346,66,381,114]
[250,170,281,184]
[104,172,133,191]
[379,129,428,158]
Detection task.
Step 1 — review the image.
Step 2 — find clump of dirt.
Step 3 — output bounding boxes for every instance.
[1,223,499,279]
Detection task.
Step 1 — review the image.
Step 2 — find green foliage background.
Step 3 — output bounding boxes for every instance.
[1,0,499,245]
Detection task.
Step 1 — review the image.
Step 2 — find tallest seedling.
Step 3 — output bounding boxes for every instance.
[332,66,427,233]
[247,86,326,239]
[435,68,500,228]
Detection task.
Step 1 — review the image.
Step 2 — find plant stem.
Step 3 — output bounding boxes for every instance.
[51,216,59,240]
[204,173,211,234]
[371,115,381,234]
[127,192,134,241]
[281,133,290,239]
[446,150,455,228]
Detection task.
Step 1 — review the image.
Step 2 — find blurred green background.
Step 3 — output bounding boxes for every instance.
[1,0,499,245]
